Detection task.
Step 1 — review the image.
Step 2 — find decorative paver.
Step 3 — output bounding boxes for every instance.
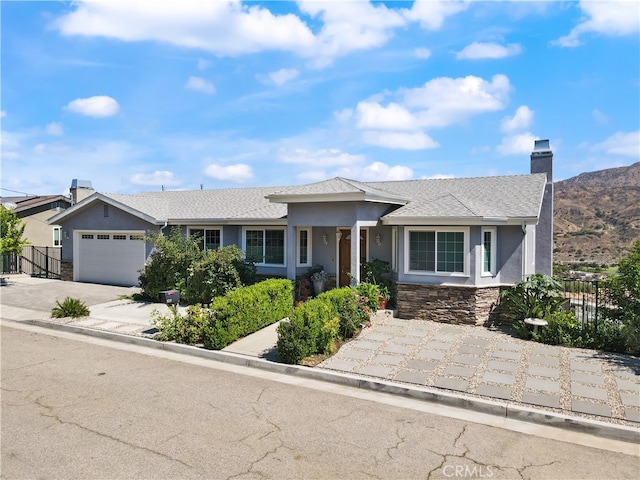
[434,333,457,342]
[382,344,415,355]
[531,346,561,357]
[358,365,394,378]
[324,359,359,371]
[457,345,485,356]
[570,371,606,386]
[353,340,383,351]
[619,392,640,407]
[415,349,446,360]
[392,336,423,345]
[615,378,640,392]
[461,337,491,347]
[476,384,512,400]
[424,341,453,351]
[525,377,560,393]
[434,377,469,392]
[406,359,438,371]
[521,392,560,409]
[365,332,394,342]
[571,383,608,401]
[572,400,611,417]
[451,354,483,366]
[495,342,522,352]
[624,408,640,422]
[445,365,476,377]
[528,355,560,367]
[570,361,602,373]
[528,364,560,378]
[482,371,516,386]
[394,371,430,385]
[492,350,521,360]
[339,348,372,360]
[487,360,518,372]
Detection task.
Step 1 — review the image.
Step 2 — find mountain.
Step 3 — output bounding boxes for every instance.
[554,162,640,266]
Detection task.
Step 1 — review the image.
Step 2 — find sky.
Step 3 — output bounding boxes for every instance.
[1,0,639,197]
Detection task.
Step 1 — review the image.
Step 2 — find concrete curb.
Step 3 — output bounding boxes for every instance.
[19,318,640,444]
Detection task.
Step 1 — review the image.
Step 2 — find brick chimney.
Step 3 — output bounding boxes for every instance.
[530,140,553,276]
[70,179,94,204]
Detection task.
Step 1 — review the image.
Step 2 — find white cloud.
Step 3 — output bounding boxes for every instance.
[337,161,414,181]
[421,173,455,179]
[267,68,299,86]
[278,147,365,167]
[402,74,511,127]
[500,106,534,133]
[0,110,6,118]
[297,170,329,183]
[496,132,539,155]
[298,1,406,68]
[414,47,432,59]
[456,42,522,60]
[333,108,353,122]
[554,1,640,47]
[130,170,179,186]
[203,163,254,182]
[356,102,417,130]
[185,76,216,95]
[65,95,120,117]
[45,122,64,136]
[592,130,640,157]
[403,0,468,30]
[362,131,438,150]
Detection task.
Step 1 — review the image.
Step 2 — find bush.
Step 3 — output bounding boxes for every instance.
[180,245,254,304]
[276,298,339,364]
[139,227,201,301]
[203,279,293,349]
[51,297,90,318]
[601,241,640,355]
[152,304,209,344]
[498,274,565,320]
[317,287,368,338]
[353,282,380,314]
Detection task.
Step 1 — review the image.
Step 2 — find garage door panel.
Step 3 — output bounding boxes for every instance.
[77,232,145,286]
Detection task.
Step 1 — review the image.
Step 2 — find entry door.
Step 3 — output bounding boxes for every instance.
[338,229,367,287]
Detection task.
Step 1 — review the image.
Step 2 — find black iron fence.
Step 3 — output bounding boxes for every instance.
[1,246,61,279]
[561,278,602,329]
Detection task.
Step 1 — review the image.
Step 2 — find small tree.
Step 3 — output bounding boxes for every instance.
[0,205,29,254]
[602,242,640,354]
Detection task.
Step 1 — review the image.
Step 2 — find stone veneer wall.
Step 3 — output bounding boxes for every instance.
[60,261,73,282]
[396,282,501,326]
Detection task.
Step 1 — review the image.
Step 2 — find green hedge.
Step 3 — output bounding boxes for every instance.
[277,287,371,364]
[203,278,293,349]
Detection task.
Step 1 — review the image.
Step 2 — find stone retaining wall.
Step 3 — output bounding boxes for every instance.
[61,261,73,282]
[396,282,501,325]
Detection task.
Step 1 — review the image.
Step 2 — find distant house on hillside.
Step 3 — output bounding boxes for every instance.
[49,140,554,325]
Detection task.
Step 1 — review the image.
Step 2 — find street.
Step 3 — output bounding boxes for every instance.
[2,322,638,479]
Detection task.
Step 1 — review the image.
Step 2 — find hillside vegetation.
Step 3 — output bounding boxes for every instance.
[554,162,640,266]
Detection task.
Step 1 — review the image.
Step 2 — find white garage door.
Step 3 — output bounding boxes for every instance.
[75,231,146,286]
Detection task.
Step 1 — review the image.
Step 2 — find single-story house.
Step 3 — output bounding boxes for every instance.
[49,140,554,324]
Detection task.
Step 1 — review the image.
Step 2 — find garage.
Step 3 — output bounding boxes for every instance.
[75,231,146,286]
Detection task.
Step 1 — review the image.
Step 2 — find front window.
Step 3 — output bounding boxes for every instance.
[406,228,468,275]
[190,228,222,251]
[297,228,311,267]
[244,228,285,266]
[482,227,496,276]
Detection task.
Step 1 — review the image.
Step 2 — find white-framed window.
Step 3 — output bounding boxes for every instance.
[481,227,497,276]
[297,227,311,267]
[189,227,222,251]
[243,227,286,266]
[405,227,469,275]
[53,227,62,247]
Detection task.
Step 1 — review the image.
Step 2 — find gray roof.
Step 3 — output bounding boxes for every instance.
[49,173,547,226]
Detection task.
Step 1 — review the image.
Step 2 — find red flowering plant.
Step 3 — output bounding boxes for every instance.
[294,277,312,304]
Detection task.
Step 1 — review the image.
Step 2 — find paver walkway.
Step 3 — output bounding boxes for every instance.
[319,313,640,425]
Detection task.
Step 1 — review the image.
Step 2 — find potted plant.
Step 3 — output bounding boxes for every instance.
[378,284,390,310]
[310,270,329,295]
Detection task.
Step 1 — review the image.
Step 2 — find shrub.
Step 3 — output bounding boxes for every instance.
[51,297,90,318]
[181,245,254,304]
[152,304,209,344]
[498,274,565,320]
[203,279,293,349]
[139,227,201,301]
[317,287,368,338]
[601,241,640,355]
[353,282,380,314]
[276,297,338,364]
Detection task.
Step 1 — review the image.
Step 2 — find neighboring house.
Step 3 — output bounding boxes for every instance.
[1,194,72,247]
[49,140,554,324]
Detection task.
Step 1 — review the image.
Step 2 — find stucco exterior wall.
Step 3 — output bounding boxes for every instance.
[19,204,66,247]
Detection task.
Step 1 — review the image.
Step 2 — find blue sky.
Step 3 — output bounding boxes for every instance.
[2,1,639,196]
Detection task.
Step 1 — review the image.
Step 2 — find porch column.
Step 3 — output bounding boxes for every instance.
[350,223,360,285]
[286,224,296,281]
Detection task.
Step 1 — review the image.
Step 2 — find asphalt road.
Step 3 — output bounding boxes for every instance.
[2,323,638,480]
